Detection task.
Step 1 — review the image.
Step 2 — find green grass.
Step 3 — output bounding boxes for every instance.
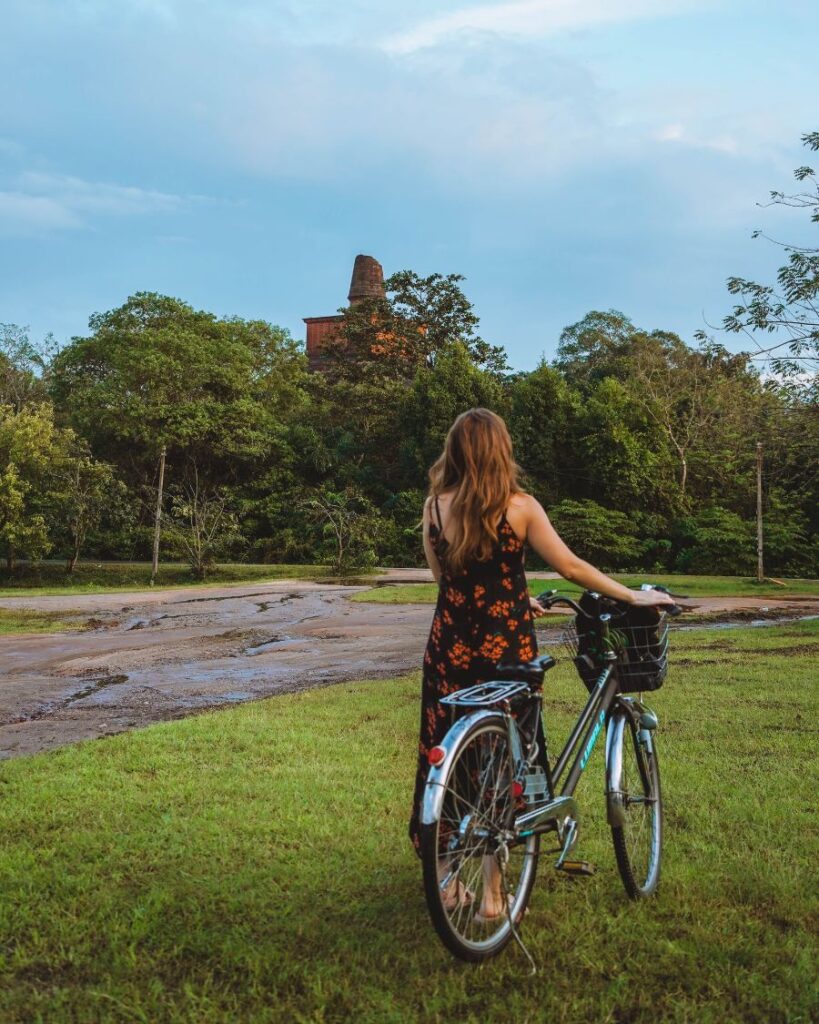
[1,621,817,1023]
[0,561,332,597]
[0,608,77,635]
[351,573,819,604]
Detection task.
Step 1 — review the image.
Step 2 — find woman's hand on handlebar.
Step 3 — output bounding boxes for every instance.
[529,595,548,617]
[629,588,677,610]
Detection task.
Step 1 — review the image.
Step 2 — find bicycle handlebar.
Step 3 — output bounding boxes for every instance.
[535,587,684,618]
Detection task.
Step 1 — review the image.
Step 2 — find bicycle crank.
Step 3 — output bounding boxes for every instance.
[554,817,578,869]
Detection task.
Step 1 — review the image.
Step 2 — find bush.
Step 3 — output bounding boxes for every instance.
[674,506,755,575]
[547,499,643,571]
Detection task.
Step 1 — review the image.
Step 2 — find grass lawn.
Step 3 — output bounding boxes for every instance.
[351,573,819,605]
[0,608,77,635]
[1,620,817,1022]
[0,562,332,598]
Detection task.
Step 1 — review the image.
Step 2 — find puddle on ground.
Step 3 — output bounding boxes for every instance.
[64,674,129,705]
[243,635,300,656]
[676,614,819,632]
[171,590,286,606]
[6,674,130,724]
[314,576,380,586]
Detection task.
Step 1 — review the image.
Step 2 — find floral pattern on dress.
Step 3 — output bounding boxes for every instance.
[409,510,538,855]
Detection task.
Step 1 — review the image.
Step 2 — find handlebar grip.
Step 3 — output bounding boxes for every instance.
[667,604,684,618]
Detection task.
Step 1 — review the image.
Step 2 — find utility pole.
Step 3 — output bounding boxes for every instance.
[756,441,764,583]
[150,445,166,586]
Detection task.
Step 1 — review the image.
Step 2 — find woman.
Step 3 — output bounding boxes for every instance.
[409,408,672,919]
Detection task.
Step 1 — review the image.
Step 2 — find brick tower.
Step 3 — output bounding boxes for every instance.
[304,254,385,370]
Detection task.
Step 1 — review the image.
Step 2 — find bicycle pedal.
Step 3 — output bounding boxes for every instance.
[556,860,596,877]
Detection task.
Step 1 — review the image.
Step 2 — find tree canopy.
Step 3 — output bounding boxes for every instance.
[3,187,818,579]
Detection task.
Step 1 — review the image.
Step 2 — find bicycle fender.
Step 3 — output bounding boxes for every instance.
[420,710,505,827]
[605,710,629,829]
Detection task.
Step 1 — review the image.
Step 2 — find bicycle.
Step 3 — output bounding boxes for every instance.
[419,585,681,962]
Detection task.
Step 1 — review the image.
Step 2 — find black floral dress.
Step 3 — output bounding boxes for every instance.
[409,499,537,855]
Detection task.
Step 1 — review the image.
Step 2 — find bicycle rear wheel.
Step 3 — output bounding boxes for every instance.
[610,714,662,898]
[420,715,539,962]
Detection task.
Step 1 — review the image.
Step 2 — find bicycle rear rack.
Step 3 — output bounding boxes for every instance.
[440,681,530,707]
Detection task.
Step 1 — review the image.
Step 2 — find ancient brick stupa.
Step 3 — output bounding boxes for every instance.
[304,254,385,370]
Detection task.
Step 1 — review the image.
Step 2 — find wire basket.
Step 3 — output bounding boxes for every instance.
[559,625,580,660]
[613,615,670,692]
[567,610,671,693]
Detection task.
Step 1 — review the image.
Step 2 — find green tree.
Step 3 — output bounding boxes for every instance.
[50,293,307,476]
[50,293,309,562]
[507,362,572,506]
[48,445,122,572]
[715,131,819,401]
[165,464,243,579]
[547,499,643,570]
[399,343,509,482]
[0,404,60,570]
[0,324,55,410]
[554,310,638,389]
[630,336,760,498]
[568,377,669,514]
[300,487,382,572]
[323,270,507,382]
[674,507,756,575]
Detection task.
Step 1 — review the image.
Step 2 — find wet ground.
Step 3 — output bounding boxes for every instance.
[1,574,817,759]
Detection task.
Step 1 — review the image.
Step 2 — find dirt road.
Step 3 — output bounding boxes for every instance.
[1,577,816,759]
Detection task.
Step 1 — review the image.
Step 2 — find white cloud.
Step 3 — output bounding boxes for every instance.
[18,172,193,214]
[0,170,207,235]
[653,121,739,155]
[382,0,697,55]
[0,192,81,234]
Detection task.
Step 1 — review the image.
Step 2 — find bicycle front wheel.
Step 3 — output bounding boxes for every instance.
[420,715,539,962]
[609,714,662,898]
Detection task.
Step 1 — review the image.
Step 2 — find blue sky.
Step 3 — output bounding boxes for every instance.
[1,0,816,370]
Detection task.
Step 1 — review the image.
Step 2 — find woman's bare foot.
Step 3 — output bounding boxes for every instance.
[475,854,505,920]
[438,862,475,911]
[442,879,474,911]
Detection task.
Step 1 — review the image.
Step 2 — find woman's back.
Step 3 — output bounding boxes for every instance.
[426,491,536,678]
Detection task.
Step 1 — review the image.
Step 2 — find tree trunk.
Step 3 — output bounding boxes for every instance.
[150,446,167,586]
[68,539,80,574]
[756,442,764,582]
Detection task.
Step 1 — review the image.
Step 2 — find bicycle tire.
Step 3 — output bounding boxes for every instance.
[420,715,540,962]
[610,714,662,898]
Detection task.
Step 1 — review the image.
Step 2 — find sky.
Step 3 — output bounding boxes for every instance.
[1,0,816,370]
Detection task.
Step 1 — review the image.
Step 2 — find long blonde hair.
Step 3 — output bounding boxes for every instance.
[428,408,522,572]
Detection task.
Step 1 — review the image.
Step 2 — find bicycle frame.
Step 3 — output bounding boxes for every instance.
[513,656,620,837]
[422,610,660,846]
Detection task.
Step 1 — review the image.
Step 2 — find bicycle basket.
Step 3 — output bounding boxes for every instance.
[573,595,669,693]
[614,609,669,692]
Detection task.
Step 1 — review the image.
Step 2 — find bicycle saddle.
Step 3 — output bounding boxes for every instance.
[491,654,556,685]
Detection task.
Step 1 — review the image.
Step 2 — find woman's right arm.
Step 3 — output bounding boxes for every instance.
[522,495,672,608]
[422,497,443,584]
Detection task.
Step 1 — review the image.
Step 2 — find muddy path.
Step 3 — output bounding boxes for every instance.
[1,579,817,759]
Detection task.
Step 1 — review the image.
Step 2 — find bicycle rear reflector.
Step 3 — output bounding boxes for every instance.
[428,746,446,766]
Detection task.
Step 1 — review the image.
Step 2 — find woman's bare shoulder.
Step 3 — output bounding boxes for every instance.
[508,491,537,513]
